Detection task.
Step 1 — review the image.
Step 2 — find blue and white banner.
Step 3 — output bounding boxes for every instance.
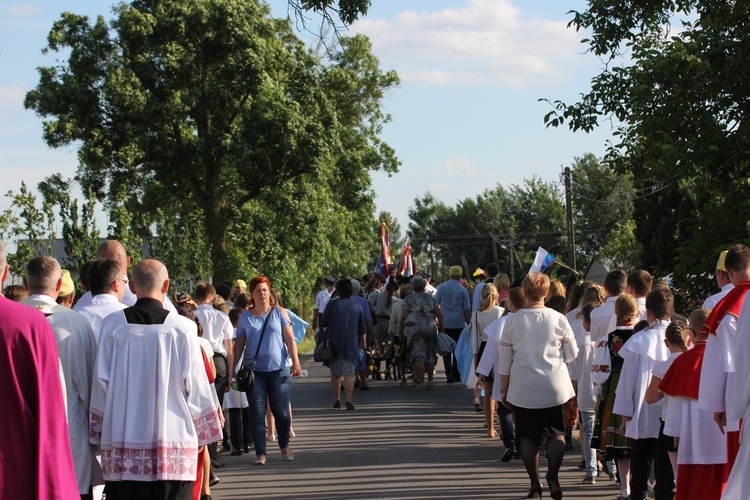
[529,247,555,274]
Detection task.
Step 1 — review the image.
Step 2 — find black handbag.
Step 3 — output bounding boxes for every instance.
[235,308,273,392]
[313,335,333,363]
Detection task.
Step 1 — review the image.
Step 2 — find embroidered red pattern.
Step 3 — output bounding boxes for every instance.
[101,446,199,481]
[89,411,103,442]
[194,410,222,445]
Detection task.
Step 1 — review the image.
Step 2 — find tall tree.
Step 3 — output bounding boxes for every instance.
[25,0,398,281]
[543,1,750,286]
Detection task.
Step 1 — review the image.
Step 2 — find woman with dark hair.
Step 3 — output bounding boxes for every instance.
[320,278,367,411]
[399,275,445,390]
[373,278,400,379]
[230,276,301,465]
[498,273,578,499]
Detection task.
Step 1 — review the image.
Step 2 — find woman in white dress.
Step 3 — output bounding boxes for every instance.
[471,283,503,436]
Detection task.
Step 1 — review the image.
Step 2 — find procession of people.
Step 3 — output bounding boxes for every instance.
[2,238,750,500]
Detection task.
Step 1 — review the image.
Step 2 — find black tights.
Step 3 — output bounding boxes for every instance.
[519,435,566,487]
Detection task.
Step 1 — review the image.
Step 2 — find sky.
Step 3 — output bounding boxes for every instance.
[0,0,615,233]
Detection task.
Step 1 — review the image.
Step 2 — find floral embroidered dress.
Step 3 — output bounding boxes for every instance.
[591,325,634,458]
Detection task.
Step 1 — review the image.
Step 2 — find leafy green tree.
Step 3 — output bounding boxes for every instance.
[543,1,750,288]
[25,0,398,282]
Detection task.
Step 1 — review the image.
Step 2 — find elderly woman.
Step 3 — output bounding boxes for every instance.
[498,273,578,500]
[400,275,445,390]
[230,276,301,465]
[320,278,366,411]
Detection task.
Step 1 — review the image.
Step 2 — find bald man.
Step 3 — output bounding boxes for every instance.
[22,256,102,497]
[89,259,221,500]
[74,240,177,313]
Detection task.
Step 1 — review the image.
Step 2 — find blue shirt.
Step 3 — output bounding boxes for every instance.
[351,295,373,322]
[435,279,470,329]
[236,307,291,372]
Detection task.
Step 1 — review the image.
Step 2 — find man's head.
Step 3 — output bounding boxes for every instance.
[96,240,130,276]
[350,279,362,296]
[130,259,169,300]
[715,250,730,288]
[324,275,336,290]
[449,266,462,280]
[78,259,96,294]
[88,259,126,301]
[230,279,246,300]
[645,287,674,322]
[194,282,216,305]
[626,270,652,298]
[24,256,62,298]
[603,269,627,297]
[0,241,8,287]
[723,244,750,285]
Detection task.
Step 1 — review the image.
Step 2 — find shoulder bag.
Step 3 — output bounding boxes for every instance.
[313,329,333,363]
[235,307,274,392]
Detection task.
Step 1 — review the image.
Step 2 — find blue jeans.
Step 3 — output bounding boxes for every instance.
[497,401,516,450]
[246,367,292,456]
[580,410,597,476]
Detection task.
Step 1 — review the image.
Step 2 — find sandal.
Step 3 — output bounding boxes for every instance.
[474,400,482,412]
[332,400,341,409]
[345,401,355,411]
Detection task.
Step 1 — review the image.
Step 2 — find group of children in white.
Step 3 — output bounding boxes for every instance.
[479,245,750,500]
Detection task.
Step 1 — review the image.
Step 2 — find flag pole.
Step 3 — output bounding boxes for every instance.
[553,260,579,275]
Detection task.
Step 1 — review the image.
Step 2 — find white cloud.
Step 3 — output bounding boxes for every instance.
[0,83,27,108]
[2,4,36,16]
[351,0,580,87]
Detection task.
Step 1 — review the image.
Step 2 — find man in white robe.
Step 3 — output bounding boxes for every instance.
[75,258,127,341]
[626,270,652,321]
[22,256,103,497]
[89,259,221,500]
[590,269,627,344]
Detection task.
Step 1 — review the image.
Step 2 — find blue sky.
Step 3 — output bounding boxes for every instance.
[0,0,614,231]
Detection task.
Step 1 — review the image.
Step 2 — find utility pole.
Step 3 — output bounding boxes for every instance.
[491,233,499,270]
[564,167,577,271]
[509,244,515,283]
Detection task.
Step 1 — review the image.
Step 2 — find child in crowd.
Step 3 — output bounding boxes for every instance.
[660,309,728,500]
[645,321,689,488]
[613,288,673,500]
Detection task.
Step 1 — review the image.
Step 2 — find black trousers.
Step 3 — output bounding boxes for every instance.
[441,328,463,381]
[104,480,193,500]
[630,431,675,500]
[209,353,228,459]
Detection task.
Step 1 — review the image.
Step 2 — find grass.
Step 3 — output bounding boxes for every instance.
[297,330,316,354]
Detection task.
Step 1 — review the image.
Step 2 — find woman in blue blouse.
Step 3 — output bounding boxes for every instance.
[230,276,301,465]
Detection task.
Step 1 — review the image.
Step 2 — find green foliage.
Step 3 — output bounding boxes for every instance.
[25,0,398,300]
[544,1,750,293]
[0,183,54,277]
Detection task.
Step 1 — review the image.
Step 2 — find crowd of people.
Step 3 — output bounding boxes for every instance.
[3,237,750,500]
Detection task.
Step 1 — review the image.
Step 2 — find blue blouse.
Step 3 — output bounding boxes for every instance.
[236,307,291,372]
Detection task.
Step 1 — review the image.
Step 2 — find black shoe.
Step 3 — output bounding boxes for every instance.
[446,376,455,384]
[526,485,542,498]
[501,447,515,462]
[222,440,231,452]
[211,459,225,469]
[354,379,360,388]
[244,444,253,453]
[360,384,370,391]
[230,448,242,456]
[546,472,562,500]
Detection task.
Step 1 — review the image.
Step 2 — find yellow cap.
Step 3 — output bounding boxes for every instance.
[717,250,728,272]
[449,266,462,278]
[59,269,75,297]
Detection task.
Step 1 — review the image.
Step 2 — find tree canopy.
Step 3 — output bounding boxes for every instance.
[543,1,750,289]
[25,0,398,297]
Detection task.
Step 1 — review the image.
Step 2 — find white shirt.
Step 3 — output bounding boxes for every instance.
[613,319,670,439]
[75,294,128,342]
[703,283,734,311]
[194,304,233,356]
[569,330,596,412]
[498,308,578,409]
[89,311,221,482]
[470,306,504,354]
[314,288,332,313]
[477,313,511,400]
[590,296,618,343]
[425,283,437,296]
[23,294,102,494]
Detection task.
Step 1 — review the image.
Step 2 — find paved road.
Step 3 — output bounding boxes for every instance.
[210,355,621,499]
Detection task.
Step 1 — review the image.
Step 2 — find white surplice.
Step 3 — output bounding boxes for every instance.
[23,295,103,494]
[612,320,669,439]
[698,315,740,432]
[590,296,617,343]
[723,296,750,499]
[75,293,127,342]
[89,311,222,482]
